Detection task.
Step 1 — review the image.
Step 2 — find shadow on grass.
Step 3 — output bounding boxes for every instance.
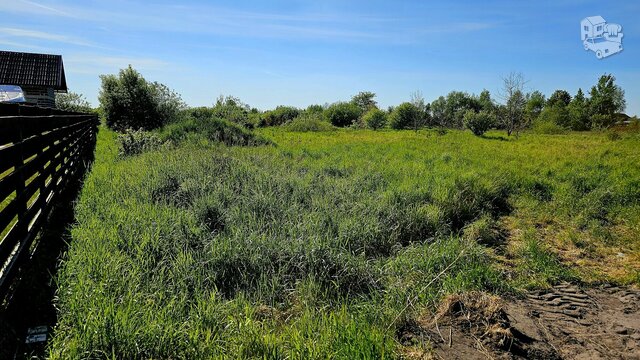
[0,176,84,359]
[481,134,510,141]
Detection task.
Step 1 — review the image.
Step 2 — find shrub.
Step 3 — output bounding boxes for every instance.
[463,110,494,136]
[306,104,325,114]
[260,106,300,127]
[532,119,567,134]
[211,96,252,128]
[284,114,335,132]
[185,107,216,121]
[324,102,362,127]
[99,66,184,131]
[161,117,271,146]
[389,102,419,129]
[362,108,387,130]
[117,129,163,157]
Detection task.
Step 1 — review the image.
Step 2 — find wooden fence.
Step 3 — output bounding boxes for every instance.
[0,103,98,296]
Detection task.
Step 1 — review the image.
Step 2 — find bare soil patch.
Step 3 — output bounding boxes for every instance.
[399,284,640,359]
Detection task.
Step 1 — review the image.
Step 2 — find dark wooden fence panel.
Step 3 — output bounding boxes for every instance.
[0,103,98,296]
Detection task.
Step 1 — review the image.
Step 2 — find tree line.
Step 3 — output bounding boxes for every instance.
[57,67,630,136]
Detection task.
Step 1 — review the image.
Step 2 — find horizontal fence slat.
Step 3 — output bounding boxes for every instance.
[0,103,98,298]
[0,144,18,176]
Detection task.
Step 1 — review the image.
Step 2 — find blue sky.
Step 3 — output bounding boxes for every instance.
[1,0,638,115]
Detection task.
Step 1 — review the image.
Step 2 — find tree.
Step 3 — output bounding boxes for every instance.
[499,72,528,136]
[389,102,420,129]
[537,104,570,130]
[463,110,495,136]
[443,91,480,128]
[524,91,546,123]
[430,96,447,127]
[567,88,590,130]
[324,102,362,127]
[351,91,377,113]
[589,74,626,118]
[547,90,572,108]
[478,89,495,114]
[100,66,181,131]
[363,108,387,130]
[55,91,93,113]
[410,90,430,130]
[152,82,185,124]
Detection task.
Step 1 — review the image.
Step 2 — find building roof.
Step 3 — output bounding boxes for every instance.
[583,16,606,26]
[0,50,67,91]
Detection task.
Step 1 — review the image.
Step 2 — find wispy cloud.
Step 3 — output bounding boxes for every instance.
[18,0,72,16]
[0,0,75,17]
[65,55,169,73]
[0,27,94,47]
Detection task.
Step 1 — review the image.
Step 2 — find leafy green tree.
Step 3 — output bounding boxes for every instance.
[351,91,377,113]
[362,108,387,130]
[324,102,362,127]
[430,96,447,127]
[477,89,495,114]
[547,90,572,108]
[567,88,590,130]
[389,102,420,129]
[499,72,527,136]
[589,74,626,118]
[55,91,93,113]
[537,104,570,129]
[410,90,431,129]
[524,91,545,123]
[100,66,182,131]
[463,110,495,136]
[443,91,480,128]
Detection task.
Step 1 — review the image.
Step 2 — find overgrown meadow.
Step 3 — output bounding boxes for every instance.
[50,120,640,358]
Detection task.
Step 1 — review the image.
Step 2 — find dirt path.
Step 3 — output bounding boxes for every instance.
[400,284,640,359]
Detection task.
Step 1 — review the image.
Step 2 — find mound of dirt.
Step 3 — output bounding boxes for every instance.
[399,284,640,359]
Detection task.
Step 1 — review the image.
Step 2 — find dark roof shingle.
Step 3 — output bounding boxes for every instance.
[0,50,67,91]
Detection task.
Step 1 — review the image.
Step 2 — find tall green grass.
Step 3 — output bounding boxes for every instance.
[50,126,640,358]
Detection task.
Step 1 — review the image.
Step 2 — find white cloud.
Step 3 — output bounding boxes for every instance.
[0,27,94,47]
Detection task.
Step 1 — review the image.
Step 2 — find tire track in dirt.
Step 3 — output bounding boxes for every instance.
[399,284,640,359]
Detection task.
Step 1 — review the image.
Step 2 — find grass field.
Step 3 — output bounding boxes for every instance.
[49,125,640,358]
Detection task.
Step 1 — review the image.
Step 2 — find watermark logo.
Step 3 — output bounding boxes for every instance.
[581,16,623,59]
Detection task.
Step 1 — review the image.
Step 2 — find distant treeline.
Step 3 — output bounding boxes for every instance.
[61,66,633,136]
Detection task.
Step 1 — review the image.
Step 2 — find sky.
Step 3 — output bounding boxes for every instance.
[0,0,638,115]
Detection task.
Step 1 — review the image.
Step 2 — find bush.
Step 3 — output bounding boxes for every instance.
[389,102,419,129]
[532,120,567,134]
[463,110,494,136]
[260,106,300,127]
[324,102,362,127]
[117,129,163,157]
[161,117,271,147]
[284,114,335,132]
[99,66,184,131]
[211,96,252,128]
[362,108,387,130]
